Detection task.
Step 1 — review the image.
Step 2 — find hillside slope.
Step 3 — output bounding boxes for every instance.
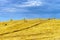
[0,19,60,40]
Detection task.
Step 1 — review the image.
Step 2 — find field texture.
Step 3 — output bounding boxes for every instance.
[0,19,60,40]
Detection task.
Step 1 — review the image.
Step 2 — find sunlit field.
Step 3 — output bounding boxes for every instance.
[0,18,60,40]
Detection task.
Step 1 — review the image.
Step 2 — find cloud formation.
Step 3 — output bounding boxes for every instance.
[15,0,42,7]
[0,0,43,13]
[0,0,60,21]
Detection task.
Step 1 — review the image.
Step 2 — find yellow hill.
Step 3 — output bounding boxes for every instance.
[0,19,60,40]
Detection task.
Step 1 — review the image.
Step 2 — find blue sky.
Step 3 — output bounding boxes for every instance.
[0,0,60,21]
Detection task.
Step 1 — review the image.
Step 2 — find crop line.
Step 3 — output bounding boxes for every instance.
[0,20,48,36]
[0,22,41,36]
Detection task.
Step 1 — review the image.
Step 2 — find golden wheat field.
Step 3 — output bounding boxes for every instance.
[0,18,60,40]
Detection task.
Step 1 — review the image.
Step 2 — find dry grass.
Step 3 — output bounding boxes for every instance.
[0,19,60,40]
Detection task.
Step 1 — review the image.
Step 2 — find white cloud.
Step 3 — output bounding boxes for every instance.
[0,7,29,13]
[0,0,42,13]
[15,0,42,7]
[1,8,16,12]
